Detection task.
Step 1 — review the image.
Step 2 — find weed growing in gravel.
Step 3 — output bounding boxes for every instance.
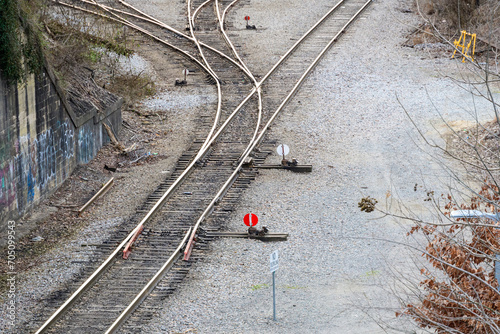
[364,270,380,277]
[282,285,306,289]
[250,283,269,291]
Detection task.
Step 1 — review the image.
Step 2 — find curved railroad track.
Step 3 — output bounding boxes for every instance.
[31,0,372,332]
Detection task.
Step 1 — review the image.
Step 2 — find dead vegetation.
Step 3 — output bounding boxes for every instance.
[0,2,165,294]
[42,3,156,106]
[417,0,500,35]
[444,119,500,181]
[404,0,499,65]
[105,72,156,103]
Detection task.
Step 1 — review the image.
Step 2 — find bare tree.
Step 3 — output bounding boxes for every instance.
[360,1,500,333]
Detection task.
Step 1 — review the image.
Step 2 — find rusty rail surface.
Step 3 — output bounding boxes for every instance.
[36,0,373,332]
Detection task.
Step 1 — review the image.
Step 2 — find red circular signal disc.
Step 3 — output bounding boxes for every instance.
[243,213,258,226]
[244,16,250,21]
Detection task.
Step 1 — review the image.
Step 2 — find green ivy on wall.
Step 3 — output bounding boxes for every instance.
[0,0,43,83]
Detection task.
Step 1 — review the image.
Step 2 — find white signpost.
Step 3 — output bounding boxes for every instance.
[270,250,279,321]
[270,250,279,272]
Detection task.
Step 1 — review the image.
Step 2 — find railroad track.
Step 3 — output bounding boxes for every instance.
[31,0,372,332]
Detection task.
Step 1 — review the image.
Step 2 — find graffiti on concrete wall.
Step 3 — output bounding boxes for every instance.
[0,119,76,212]
[36,128,57,190]
[1,70,120,225]
[27,164,35,203]
[78,127,93,163]
[14,135,38,206]
[60,120,75,160]
[0,162,16,207]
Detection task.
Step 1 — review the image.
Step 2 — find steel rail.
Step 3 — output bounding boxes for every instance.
[239,86,263,160]
[187,0,224,152]
[185,0,260,156]
[210,0,349,163]
[222,0,347,164]
[190,0,262,159]
[75,0,221,84]
[69,0,234,178]
[214,0,263,160]
[216,0,254,81]
[256,0,347,86]
[192,0,212,26]
[77,177,114,216]
[64,0,225,159]
[104,228,192,334]
[184,0,374,258]
[35,4,222,332]
[234,0,348,162]
[193,86,257,161]
[36,1,368,331]
[186,0,220,81]
[76,0,258,155]
[221,0,239,24]
[51,1,210,78]
[253,0,373,148]
[86,0,224,155]
[83,0,218,82]
[113,0,254,80]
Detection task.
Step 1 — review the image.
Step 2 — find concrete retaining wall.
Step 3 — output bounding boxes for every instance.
[0,68,122,225]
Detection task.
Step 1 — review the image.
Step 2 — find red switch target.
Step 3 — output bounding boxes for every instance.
[244,16,250,21]
[244,213,258,226]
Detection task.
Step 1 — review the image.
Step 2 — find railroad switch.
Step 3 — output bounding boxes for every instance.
[175,79,187,86]
[248,225,269,236]
[242,156,311,172]
[282,158,298,167]
[249,144,313,172]
[205,229,288,242]
[253,158,312,173]
[244,16,256,30]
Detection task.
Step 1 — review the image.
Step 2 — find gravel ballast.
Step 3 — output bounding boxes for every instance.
[0,22,217,334]
[2,0,499,333]
[142,0,497,333]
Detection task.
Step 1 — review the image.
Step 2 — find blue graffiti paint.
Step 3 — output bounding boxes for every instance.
[60,121,75,160]
[78,128,93,163]
[27,164,35,203]
[37,129,57,189]
[0,175,4,204]
[0,162,16,207]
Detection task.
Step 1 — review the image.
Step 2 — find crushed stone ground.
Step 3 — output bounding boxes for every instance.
[2,0,500,333]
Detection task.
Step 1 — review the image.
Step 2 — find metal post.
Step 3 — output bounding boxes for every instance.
[272,271,276,321]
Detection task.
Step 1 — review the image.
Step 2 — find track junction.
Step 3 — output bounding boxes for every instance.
[33,0,373,332]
